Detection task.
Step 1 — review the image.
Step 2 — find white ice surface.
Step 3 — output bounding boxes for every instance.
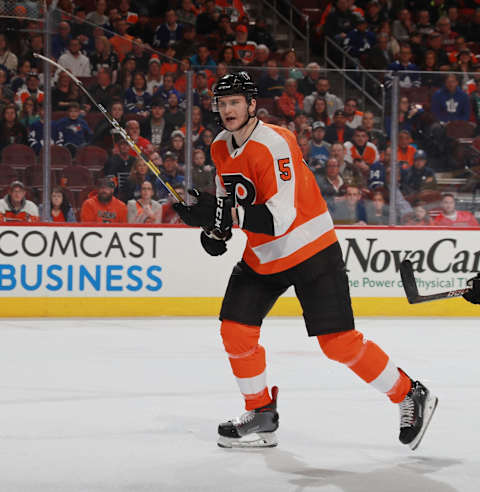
[0,317,479,492]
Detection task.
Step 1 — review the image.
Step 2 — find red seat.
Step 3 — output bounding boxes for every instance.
[0,165,22,186]
[125,113,146,124]
[60,165,94,191]
[256,98,278,117]
[39,145,73,173]
[84,112,105,131]
[445,120,477,139]
[75,145,108,175]
[400,87,432,107]
[24,165,56,189]
[74,186,97,216]
[1,144,36,176]
[52,111,67,121]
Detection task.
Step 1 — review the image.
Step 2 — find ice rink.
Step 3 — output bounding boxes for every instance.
[1,316,479,492]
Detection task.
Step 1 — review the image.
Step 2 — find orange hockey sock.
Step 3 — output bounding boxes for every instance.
[221,320,272,410]
[317,330,410,401]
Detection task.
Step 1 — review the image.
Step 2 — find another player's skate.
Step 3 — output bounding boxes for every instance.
[217,386,279,448]
[398,374,438,450]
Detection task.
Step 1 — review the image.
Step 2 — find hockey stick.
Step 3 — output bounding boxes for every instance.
[400,259,472,304]
[34,53,184,203]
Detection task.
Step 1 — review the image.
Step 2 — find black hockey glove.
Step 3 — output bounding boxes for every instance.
[200,230,231,256]
[463,274,480,304]
[210,195,233,240]
[172,189,216,228]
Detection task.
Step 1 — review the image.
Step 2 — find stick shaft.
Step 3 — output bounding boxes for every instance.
[400,259,472,304]
[33,53,184,203]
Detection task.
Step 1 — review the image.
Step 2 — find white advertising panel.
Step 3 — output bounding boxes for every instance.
[0,225,478,298]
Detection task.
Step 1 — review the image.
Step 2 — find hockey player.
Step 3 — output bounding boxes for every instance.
[173,72,438,450]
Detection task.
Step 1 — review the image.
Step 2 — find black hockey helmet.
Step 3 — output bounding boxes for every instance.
[212,71,258,112]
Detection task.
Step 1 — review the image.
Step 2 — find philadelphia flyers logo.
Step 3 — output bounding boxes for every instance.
[221,173,256,206]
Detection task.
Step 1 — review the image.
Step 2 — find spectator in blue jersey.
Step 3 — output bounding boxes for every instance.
[431,73,470,123]
[124,71,152,117]
[367,147,406,191]
[153,73,182,104]
[368,159,386,189]
[28,102,64,154]
[343,15,376,60]
[189,44,216,72]
[153,8,183,50]
[309,121,331,172]
[55,102,92,156]
[385,42,421,89]
[258,59,286,98]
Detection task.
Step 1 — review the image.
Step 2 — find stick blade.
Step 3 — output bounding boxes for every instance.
[400,260,419,303]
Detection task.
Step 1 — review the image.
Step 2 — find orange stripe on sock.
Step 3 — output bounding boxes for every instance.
[228,345,266,378]
[317,331,389,383]
[244,387,271,411]
[349,341,389,383]
[387,369,412,403]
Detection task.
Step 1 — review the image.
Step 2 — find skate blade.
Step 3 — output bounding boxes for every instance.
[409,393,438,451]
[217,432,278,449]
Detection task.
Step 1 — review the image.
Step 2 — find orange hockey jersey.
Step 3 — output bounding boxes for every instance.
[211,121,337,274]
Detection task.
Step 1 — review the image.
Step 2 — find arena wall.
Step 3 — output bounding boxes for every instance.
[0,224,478,317]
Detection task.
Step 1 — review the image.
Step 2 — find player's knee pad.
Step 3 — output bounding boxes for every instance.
[317,330,364,364]
[220,319,261,357]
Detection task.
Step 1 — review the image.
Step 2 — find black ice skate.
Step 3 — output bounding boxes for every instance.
[217,386,279,448]
[399,377,438,451]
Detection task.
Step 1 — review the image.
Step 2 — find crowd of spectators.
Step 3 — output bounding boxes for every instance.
[0,0,479,226]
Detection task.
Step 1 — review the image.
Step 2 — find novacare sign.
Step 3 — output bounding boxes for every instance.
[339,228,480,297]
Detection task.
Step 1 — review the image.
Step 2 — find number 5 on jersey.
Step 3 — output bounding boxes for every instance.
[277,158,292,181]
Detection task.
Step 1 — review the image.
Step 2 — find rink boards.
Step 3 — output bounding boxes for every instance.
[0,224,478,317]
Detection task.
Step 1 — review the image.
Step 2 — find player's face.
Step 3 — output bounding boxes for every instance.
[218,95,252,132]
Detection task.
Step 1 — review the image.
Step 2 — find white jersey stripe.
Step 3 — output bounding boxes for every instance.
[251,210,334,264]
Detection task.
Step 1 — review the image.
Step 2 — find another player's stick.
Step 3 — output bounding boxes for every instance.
[34,53,185,204]
[400,259,472,304]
